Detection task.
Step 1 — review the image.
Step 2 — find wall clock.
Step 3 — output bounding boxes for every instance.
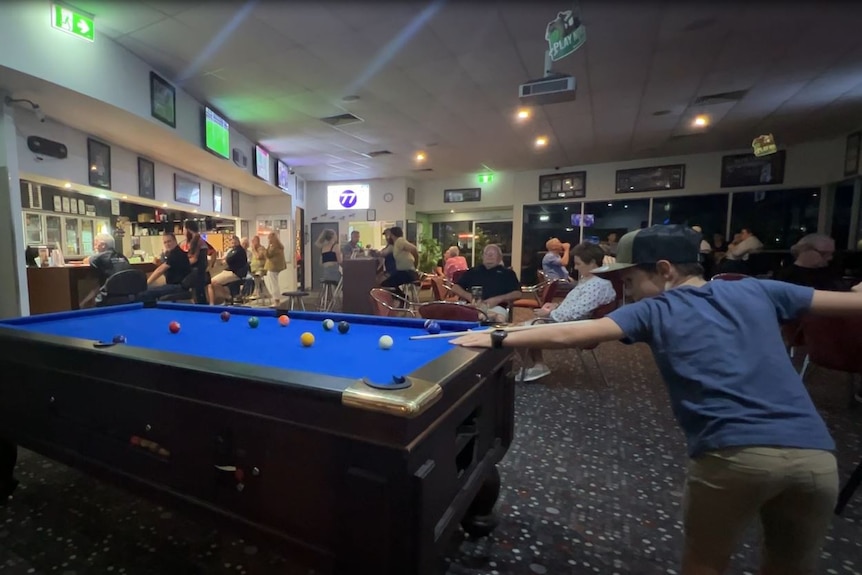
[383,192,394,202]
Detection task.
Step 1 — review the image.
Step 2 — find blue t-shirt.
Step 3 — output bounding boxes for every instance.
[542,252,569,281]
[608,278,834,457]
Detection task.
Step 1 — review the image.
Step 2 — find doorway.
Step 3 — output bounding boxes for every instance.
[295,207,305,290]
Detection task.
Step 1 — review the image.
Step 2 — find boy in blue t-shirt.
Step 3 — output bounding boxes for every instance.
[452,224,862,575]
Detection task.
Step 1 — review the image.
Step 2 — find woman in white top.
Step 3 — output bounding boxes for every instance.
[518,242,617,382]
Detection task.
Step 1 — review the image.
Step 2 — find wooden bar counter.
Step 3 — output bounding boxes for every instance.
[341,258,380,315]
[27,262,156,315]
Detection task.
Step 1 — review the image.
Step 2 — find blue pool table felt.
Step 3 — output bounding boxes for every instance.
[4,305,477,384]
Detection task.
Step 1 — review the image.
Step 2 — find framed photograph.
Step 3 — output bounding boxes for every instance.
[231,189,240,217]
[720,151,786,188]
[241,221,249,239]
[137,157,155,199]
[844,132,861,177]
[615,165,685,194]
[150,71,176,128]
[366,208,377,221]
[213,185,223,213]
[443,188,482,203]
[538,171,586,201]
[174,173,201,206]
[406,187,415,205]
[87,138,112,189]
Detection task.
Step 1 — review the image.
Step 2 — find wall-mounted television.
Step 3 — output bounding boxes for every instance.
[254,145,270,182]
[174,173,201,206]
[572,213,595,227]
[276,159,289,191]
[203,107,230,159]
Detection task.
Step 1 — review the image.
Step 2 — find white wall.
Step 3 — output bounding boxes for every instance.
[305,178,408,223]
[15,111,257,218]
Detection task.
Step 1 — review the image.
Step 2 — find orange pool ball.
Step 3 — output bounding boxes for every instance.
[300,332,315,347]
[278,315,290,327]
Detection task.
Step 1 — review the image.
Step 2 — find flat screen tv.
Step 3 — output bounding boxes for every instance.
[572,213,595,227]
[203,107,230,159]
[254,145,270,182]
[174,173,201,206]
[276,159,289,191]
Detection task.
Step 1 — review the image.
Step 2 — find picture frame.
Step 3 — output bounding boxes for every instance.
[241,221,249,239]
[137,157,155,199]
[87,138,112,189]
[720,151,786,188]
[366,208,377,221]
[406,187,415,205]
[231,189,240,217]
[213,184,223,213]
[539,171,586,201]
[150,71,176,128]
[174,173,201,206]
[844,132,861,177]
[443,188,482,203]
[615,165,685,194]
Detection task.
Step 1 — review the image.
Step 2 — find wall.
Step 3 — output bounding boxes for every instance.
[0,102,27,317]
[15,111,257,218]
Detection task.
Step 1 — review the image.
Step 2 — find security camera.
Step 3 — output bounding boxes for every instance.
[34,106,45,123]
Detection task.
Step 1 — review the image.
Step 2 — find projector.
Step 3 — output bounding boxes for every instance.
[519,74,576,105]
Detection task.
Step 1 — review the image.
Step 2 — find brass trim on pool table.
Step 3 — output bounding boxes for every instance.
[342,377,443,418]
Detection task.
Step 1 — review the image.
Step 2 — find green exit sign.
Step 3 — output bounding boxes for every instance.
[51,4,95,42]
[478,174,493,184]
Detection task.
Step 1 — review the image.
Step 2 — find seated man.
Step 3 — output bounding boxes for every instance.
[450,244,521,322]
[381,226,419,298]
[776,233,844,291]
[443,246,469,281]
[720,227,763,273]
[80,233,131,308]
[518,243,617,382]
[209,235,250,304]
[542,238,571,281]
[137,232,192,303]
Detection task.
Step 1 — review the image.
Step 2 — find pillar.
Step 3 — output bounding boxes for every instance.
[0,100,28,317]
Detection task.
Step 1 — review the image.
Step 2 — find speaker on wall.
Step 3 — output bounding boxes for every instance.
[27,136,67,159]
[232,148,248,168]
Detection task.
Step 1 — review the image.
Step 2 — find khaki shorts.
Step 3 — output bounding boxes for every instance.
[684,447,838,572]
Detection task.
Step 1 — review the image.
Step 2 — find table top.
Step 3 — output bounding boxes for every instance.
[1,303,478,387]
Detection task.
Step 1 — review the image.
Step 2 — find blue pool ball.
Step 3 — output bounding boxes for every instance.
[323,319,335,331]
[112,334,127,344]
[427,321,441,335]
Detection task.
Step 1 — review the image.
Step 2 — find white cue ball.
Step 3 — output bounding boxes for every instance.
[379,335,394,350]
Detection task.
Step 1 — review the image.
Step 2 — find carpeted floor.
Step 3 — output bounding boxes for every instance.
[1,325,861,574]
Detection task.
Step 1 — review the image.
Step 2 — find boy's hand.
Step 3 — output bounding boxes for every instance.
[853,282,862,294]
[450,332,493,348]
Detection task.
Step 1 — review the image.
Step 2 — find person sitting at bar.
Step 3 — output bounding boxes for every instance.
[776,233,844,291]
[80,233,131,308]
[450,244,522,322]
[341,230,361,260]
[137,233,192,303]
[183,220,212,304]
[381,227,419,298]
[209,235,250,304]
[443,246,468,281]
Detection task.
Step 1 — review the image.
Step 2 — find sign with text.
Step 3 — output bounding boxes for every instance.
[545,7,585,62]
[51,4,95,42]
[327,184,370,210]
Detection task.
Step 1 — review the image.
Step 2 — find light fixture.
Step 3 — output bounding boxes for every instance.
[90,164,97,171]
[478,173,493,184]
[563,206,569,211]
[97,194,107,199]
[415,152,426,161]
[517,108,530,120]
[693,115,709,127]
[193,209,198,213]
[63,182,71,188]
[534,136,547,147]
[607,203,613,207]
[449,209,455,213]
[162,203,167,207]
[122,195,127,199]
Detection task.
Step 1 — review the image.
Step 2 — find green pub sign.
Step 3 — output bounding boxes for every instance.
[545,9,585,62]
[51,4,95,42]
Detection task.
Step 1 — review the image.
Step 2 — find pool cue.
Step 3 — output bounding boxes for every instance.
[409,320,589,340]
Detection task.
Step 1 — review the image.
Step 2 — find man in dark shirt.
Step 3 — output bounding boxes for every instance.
[450,244,522,321]
[776,233,845,291]
[80,233,131,307]
[210,235,249,303]
[137,233,192,303]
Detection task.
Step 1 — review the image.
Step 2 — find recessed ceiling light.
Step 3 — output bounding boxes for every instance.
[693,115,709,127]
[63,182,71,188]
[450,209,455,213]
[517,108,530,120]
[534,136,547,147]
[607,203,613,207]
[122,195,127,199]
[415,152,426,161]
[162,203,167,207]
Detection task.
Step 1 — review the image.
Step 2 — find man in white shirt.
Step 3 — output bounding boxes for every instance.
[725,228,763,261]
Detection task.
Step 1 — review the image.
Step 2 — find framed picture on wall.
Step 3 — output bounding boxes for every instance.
[241,221,249,239]
[87,138,112,189]
[539,171,586,200]
[615,165,684,194]
[213,184,223,213]
[150,71,176,128]
[231,189,240,217]
[366,209,377,221]
[137,157,155,199]
[844,132,861,177]
[406,187,415,205]
[443,188,482,203]
[174,173,201,206]
[720,151,786,188]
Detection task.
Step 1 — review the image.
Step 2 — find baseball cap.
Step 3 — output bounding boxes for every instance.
[594,224,701,274]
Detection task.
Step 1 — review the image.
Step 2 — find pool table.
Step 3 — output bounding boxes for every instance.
[0,303,514,575]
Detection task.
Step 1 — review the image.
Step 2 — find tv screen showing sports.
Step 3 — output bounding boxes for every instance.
[571,213,595,227]
[254,145,270,181]
[203,107,230,159]
[327,184,370,210]
[276,160,289,191]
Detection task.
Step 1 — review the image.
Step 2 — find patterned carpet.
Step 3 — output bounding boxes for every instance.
[1,326,861,574]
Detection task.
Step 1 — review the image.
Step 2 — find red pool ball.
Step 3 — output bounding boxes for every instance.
[168,321,181,334]
[220,311,231,322]
[278,315,290,327]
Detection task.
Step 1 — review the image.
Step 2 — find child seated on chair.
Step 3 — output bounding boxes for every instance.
[517,242,616,382]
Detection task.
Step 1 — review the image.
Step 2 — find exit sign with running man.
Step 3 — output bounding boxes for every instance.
[51,4,95,42]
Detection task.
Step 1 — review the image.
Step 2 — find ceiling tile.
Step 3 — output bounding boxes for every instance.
[74,1,168,36]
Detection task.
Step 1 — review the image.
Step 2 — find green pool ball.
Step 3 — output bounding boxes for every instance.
[248,316,259,328]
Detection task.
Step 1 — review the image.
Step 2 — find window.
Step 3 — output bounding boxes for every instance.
[432,221,475,267]
[831,183,854,250]
[729,188,820,249]
[475,221,513,268]
[521,202,582,285]
[651,194,729,246]
[581,199,651,244]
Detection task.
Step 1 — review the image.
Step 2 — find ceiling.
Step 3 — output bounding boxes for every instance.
[23,2,862,182]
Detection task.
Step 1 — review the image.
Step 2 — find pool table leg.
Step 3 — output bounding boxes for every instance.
[0,438,18,503]
[460,465,501,538]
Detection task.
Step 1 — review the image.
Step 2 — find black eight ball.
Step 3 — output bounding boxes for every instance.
[337,321,350,334]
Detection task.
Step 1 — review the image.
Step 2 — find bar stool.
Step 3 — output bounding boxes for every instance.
[253,274,270,305]
[317,278,343,312]
[281,290,309,311]
[401,281,421,304]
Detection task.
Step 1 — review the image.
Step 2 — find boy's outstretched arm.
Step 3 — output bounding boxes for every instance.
[451,317,625,349]
[810,283,862,315]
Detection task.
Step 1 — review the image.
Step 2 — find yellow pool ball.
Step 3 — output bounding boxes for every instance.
[300,332,315,347]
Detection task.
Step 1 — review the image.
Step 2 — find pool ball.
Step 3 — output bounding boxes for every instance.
[337,321,350,334]
[322,319,335,331]
[378,335,394,350]
[278,315,290,327]
[248,316,260,329]
[112,334,127,344]
[220,311,231,322]
[300,332,315,347]
[424,319,433,329]
[168,321,181,334]
[426,321,441,335]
